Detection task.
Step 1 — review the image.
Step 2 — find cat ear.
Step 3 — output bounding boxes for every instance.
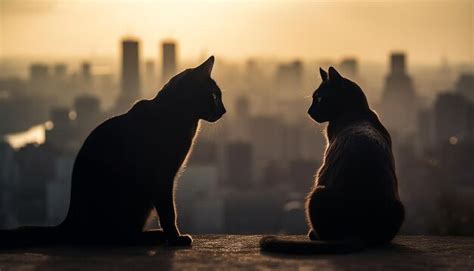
[328,66,343,82]
[195,56,215,77]
[319,68,328,82]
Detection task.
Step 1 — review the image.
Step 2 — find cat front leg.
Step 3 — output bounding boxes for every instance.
[154,196,192,246]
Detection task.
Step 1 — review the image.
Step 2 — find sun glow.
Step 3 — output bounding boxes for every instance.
[0,0,472,64]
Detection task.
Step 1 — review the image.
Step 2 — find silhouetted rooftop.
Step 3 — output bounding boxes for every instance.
[0,235,472,270]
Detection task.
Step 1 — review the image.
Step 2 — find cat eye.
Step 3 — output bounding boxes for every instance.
[212,93,218,100]
[317,97,322,103]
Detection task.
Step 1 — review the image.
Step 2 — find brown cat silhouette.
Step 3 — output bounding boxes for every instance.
[261,67,404,254]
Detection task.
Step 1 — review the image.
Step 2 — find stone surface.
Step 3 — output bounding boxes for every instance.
[0,235,472,271]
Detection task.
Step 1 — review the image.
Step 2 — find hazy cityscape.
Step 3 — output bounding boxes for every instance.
[0,33,472,236]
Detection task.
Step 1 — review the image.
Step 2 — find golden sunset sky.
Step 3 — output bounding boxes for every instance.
[1,0,472,64]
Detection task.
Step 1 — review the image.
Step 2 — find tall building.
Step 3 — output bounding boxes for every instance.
[29,64,49,93]
[232,96,251,141]
[161,41,177,83]
[74,95,102,143]
[143,59,157,98]
[30,64,49,83]
[379,52,417,136]
[81,62,91,81]
[116,38,140,113]
[275,60,303,98]
[81,62,92,92]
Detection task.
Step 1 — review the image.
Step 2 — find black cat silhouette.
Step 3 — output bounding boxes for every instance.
[0,56,226,247]
[260,67,404,254]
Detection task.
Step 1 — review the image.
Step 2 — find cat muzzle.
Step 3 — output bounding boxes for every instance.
[308,107,325,123]
[205,107,226,122]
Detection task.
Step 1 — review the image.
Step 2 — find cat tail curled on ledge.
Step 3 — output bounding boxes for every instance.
[259,236,366,254]
[0,225,65,248]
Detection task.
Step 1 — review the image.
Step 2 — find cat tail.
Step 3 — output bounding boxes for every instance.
[0,225,66,248]
[260,236,365,254]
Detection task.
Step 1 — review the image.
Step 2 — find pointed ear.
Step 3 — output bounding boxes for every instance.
[328,66,343,82]
[195,56,215,77]
[319,67,328,82]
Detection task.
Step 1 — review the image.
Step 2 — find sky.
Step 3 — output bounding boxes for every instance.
[0,0,473,65]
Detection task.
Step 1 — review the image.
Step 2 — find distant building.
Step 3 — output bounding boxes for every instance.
[275,60,303,97]
[379,52,417,136]
[116,38,141,113]
[339,58,358,79]
[189,140,217,165]
[74,95,103,143]
[161,41,177,84]
[0,141,17,228]
[53,64,67,79]
[144,59,157,98]
[249,115,284,161]
[81,62,91,82]
[232,96,251,141]
[434,92,473,145]
[30,64,49,83]
[177,165,224,233]
[14,144,55,226]
[47,155,74,225]
[29,64,50,93]
[81,62,92,93]
[45,107,78,152]
[456,73,474,102]
[225,142,254,189]
[244,59,262,90]
[416,109,436,153]
[288,159,318,193]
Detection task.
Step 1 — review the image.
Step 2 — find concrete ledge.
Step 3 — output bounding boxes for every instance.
[0,235,473,270]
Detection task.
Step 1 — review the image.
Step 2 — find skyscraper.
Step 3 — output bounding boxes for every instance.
[144,59,157,98]
[379,52,417,136]
[116,38,140,113]
[161,41,177,84]
[81,62,91,83]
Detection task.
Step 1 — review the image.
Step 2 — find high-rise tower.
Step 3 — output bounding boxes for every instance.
[380,52,417,136]
[116,38,140,113]
[161,41,177,84]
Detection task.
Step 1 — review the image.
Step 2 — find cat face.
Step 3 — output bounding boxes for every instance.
[158,56,226,122]
[308,66,368,123]
[307,67,340,123]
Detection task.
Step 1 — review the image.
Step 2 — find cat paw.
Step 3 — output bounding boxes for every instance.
[308,229,318,241]
[167,234,193,246]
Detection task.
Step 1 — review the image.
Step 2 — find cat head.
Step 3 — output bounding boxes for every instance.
[156,56,226,122]
[307,66,369,123]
